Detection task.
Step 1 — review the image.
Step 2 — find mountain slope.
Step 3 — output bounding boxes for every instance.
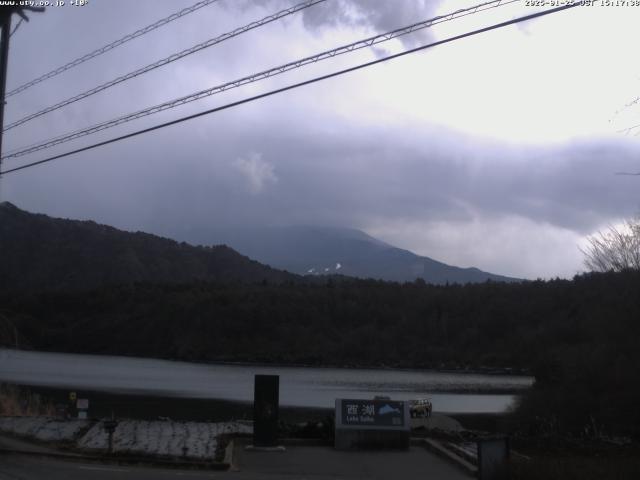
[0,202,296,292]
[173,225,520,284]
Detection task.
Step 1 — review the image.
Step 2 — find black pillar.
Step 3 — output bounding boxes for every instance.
[253,374,279,446]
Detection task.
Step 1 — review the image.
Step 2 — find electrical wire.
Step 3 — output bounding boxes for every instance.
[9,18,23,38]
[2,0,519,160]
[0,3,581,177]
[616,123,640,135]
[5,0,220,98]
[3,0,326,132]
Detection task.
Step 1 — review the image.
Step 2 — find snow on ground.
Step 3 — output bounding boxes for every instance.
[78,419,252,459]
[410,414,463,432]
[0,416,90,442]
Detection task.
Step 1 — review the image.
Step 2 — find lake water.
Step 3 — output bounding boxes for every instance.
[0,349,533,414]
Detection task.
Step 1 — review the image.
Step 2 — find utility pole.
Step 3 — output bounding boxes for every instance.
[0,6,45,177]
[0,8,12,170]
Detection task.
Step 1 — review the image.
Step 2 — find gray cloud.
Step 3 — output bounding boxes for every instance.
[301,0,441,47]
[243,0,441,46]
[8,105,638,234]
[233,152,278,194]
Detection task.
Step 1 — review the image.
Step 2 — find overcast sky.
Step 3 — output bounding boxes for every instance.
[1,0,639,279]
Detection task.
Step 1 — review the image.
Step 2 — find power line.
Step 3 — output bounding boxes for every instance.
[0,5,45,182]
[611,96,640,134]
[9,18,23,38]
[3,0,326,132]
[5,0,220,98]
[0,3,580,177]
[3,0,519,161]
[616,123,640,135]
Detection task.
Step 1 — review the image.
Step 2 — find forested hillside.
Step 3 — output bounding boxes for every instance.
[0,202,296,291]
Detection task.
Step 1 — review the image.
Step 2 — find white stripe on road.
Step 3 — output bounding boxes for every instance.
[175,474,217,477]
[77,466,131,472]
[76,465,217,477]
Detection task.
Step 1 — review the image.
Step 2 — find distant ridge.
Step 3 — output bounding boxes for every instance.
[0,202,297,292]
[172,224,521,284]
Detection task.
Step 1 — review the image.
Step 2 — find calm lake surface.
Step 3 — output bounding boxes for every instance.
[0,349,533,414]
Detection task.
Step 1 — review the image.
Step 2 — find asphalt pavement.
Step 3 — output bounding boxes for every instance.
[1,444,472,480]
[233,442,471,479]
[0,433,67,455]
[0,453,220,480]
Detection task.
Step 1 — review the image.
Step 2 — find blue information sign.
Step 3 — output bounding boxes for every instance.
[338,399,406,428]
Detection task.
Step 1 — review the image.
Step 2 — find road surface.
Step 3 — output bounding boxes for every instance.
[1,446,471,479]
[0,453,219,479]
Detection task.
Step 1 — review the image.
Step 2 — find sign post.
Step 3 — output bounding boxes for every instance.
[68,391,77,419]
[103,419,118,455]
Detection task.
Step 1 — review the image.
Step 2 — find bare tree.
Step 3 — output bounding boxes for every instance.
[582,216,640,272]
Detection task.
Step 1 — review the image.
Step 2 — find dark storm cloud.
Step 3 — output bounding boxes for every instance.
[9,101,637,240]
